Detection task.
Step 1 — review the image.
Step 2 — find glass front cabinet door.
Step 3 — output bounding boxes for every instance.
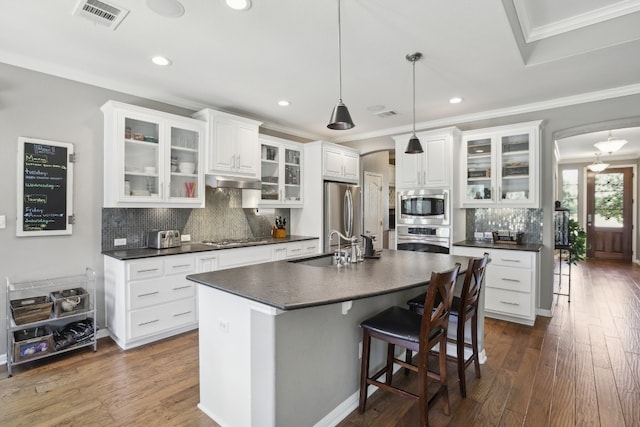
[102,101,205,208]
[258,137,303,207]
[461,121,541,208]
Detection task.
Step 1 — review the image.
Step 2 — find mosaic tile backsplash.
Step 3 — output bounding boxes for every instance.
[465,208,543,244]
[102,187,289,251]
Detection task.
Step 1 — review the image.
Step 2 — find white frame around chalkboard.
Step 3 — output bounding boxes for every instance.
[16,137,74,236]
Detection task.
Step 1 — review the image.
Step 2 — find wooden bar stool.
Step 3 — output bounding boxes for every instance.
[358,263,461,427]
[406,253,489,397]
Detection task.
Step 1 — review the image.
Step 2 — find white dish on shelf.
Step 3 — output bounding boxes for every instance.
[179,162,196,174]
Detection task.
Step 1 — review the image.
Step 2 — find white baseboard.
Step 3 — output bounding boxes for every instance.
[0,353,6,367]
[537,308,553,317]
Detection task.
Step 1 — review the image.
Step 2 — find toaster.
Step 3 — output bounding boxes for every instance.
[147,230,181,249]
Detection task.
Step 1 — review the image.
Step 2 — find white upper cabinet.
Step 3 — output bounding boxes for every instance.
[460,121,541,208]
[322,143,360,183]
[256,135,303,207]
[102,101,205,208]
[192,109,262,178]
[393,127,460,189]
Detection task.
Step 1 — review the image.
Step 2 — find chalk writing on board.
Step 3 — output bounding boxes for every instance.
[17,138,73,236]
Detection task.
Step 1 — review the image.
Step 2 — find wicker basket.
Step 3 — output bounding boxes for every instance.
[13,326,54,362]
[50,288,90,318]
[10,296,53,325]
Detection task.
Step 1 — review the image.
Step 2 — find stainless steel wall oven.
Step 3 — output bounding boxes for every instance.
[396,225,450,254]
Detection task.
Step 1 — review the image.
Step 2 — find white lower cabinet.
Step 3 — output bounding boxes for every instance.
[104,254,198,350]
[451,245,538,325]
[105,239,319,350]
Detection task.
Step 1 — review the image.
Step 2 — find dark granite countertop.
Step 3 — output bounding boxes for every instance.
[187,250,471,311]
[102,235,319,260]
[453,240,543,252]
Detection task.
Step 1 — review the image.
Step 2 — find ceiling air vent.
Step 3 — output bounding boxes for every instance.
[374,110,398,118]
[72,0,130,30]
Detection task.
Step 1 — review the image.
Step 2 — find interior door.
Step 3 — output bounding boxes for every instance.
[586,167,633,261]
[363,171,383,250]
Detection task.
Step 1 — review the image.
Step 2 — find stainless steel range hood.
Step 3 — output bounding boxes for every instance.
[205,175,262,190]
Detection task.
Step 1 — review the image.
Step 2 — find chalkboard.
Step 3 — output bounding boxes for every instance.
[17,137,74,236]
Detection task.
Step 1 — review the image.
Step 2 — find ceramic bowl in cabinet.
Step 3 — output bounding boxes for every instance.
[179,162,196,174]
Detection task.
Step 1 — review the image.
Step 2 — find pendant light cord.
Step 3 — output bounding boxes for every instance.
[337,0,343,102]
[412,58,416,135]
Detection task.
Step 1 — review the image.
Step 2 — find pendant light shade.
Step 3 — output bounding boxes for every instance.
[405,52,423,154]
[327,0,354,130]
[328,100,354,130]
[594,131,627,153]
[587,152,609,172]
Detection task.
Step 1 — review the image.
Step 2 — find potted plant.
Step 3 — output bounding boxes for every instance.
[567,218,587,264]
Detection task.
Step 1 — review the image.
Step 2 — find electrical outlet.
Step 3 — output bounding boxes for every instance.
[114,238,127,246]
[474,232,483,239]
[181,234,191,242]
[484,232,493,239]
[218,319,229,333]
[358,341,362,359]
[0,215,6,229]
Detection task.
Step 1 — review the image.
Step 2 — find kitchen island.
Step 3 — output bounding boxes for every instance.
[187,250,473,427]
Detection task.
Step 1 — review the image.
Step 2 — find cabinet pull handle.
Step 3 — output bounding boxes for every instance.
[172,264,191,269]
[173,311,192,317]
[500,301,519,306]
[172,285,191,291]
[500,259,521,263]
[290,249,302,253]
[231,155,236,169]
[137,268,159,273]
[138,291,160,298]
[138,319,160,326]
[236,155,240,169]
[501,278,520,282]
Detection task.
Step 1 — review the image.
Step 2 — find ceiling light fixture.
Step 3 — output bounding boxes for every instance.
[587,152,609,172]
[449,97,463,104]
[594,130,627,153]
[151,56,172,66]
[404,52,423,154]
[327,0,354,130]
[145,0,185,18]
[278,100,290,107]
[225,0,252,10]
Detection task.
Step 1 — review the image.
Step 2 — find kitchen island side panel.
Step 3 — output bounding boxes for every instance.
[197,282,429,426]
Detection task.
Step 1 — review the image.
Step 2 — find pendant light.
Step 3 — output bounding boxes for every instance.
[327,0,355,130]
[405,52,423,154]
[594,130,627,154]
[587,152,609,172]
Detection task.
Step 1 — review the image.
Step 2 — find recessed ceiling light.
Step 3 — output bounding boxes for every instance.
[278,100,290,107]
[449,97,463,104]
[152,56,172,66]
[226,0,252,11]
[146,0,185,17]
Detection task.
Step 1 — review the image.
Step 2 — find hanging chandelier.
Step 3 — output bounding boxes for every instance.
[594,130,627,154]
[587,152,609,172]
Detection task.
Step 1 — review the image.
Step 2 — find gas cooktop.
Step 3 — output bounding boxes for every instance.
[201,238,270,248]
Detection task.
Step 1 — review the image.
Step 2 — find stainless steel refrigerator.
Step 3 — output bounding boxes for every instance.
[324,181,362,252]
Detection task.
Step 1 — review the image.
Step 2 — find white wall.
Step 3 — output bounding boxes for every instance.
[0,63,197,356]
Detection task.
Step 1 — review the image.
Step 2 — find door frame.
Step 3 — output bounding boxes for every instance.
[363,171,384,250]
[581,163,637,262]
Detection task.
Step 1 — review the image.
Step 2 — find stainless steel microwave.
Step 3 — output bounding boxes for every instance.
[397,189,449,225]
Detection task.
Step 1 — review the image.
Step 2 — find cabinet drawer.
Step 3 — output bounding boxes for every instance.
[128,278,195,310]
[490,250,533,269]
[128,297,196,340]
[486,266,532,293]
[164,255,195,276]
[286,242,304,258]
[303,240,319,254]
[452,246,533,269]
[485,288,533,318]
[127,259,163,281]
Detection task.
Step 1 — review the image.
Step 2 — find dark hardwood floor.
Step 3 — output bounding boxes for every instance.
[1,259,639,426]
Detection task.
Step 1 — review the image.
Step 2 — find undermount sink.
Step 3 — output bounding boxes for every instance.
[289,253,337,267]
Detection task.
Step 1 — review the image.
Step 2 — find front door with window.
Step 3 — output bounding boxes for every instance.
[586,167,633,261]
